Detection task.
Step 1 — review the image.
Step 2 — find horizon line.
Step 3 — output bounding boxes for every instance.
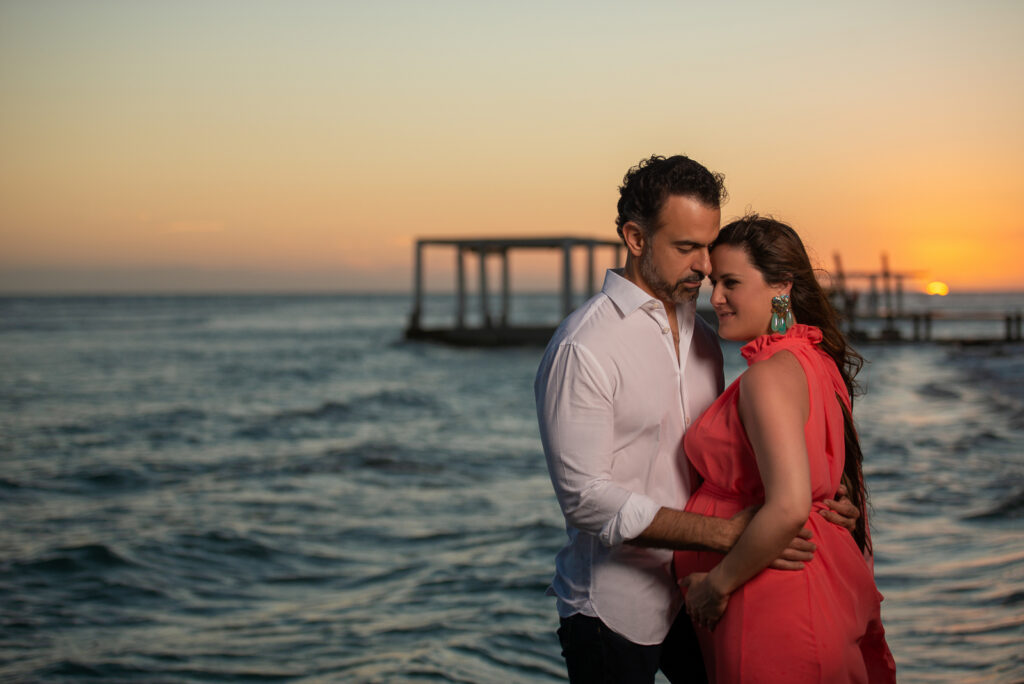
[2,287,1023,297]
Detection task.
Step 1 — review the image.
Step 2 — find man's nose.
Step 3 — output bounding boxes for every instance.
[696,249,711,278]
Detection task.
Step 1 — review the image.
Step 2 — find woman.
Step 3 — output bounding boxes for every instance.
[675,215,896,683]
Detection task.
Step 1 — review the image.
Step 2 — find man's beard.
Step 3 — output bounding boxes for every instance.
[638,244,702,303]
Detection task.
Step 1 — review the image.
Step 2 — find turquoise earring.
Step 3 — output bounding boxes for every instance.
[770,294,795,333]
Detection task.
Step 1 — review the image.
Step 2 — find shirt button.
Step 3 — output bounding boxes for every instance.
[685,417,692,427]
[662,327,670,334]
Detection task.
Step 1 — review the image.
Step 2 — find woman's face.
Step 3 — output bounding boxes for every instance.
[709,244,789,342]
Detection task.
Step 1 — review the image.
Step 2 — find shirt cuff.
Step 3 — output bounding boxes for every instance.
[598,492,662,547]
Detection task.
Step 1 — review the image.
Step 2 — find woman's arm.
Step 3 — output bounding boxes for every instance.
[683,351,812,629]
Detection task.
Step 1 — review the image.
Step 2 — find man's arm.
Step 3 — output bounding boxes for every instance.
[629,505,817,569]
[628,507,744,554]
[536,341,661,545]
[629,445,860,561]
[627,482,859,563]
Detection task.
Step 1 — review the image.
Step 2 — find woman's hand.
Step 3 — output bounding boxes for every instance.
[681,572,730,631]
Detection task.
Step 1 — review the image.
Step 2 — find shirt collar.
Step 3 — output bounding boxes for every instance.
[601,268,659,317]
[602,268,699,326]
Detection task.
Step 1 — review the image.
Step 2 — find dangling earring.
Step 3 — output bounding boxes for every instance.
[770,294,795,334]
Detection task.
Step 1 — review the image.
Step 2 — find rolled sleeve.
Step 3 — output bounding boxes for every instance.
[598,491,661,546]
[537,341,653,545]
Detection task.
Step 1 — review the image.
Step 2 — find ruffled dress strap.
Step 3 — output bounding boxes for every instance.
[740,323,823,365]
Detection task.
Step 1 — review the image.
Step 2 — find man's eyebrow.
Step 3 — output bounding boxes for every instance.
[670,239,708,248]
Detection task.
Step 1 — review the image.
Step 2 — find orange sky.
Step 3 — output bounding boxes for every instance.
[1,1,1022,293]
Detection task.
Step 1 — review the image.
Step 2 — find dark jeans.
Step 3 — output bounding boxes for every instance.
[557,612,707,684]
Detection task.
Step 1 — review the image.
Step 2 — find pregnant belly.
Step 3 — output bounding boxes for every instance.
[675,481,759,579]
[684,480,756,519]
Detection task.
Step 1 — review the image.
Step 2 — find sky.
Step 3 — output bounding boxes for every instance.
[1,0,1022,294]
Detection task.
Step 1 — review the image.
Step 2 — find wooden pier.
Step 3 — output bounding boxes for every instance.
[840,310,1023,344]
[828,253,1022,344]
[405,236,621,346]
[405,239,1022,347]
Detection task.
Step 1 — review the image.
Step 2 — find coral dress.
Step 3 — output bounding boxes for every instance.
[674,325,896,683]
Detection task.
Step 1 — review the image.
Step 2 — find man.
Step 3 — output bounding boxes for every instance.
[535,155,857,683]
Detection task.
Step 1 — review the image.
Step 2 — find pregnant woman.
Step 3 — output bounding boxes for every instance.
[675,215,896,683]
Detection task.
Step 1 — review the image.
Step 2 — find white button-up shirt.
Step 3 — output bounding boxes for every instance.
[535,269,724,644]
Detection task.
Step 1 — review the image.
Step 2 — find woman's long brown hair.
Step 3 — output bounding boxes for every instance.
[714,215,871,553]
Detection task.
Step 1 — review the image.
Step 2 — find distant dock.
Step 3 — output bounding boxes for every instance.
[404,238,1022,346]
[828,252,1022,344]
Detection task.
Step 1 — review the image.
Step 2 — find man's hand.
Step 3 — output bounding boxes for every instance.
[768,527,816,570]
[819,482,860,533]
[761,482,861,570]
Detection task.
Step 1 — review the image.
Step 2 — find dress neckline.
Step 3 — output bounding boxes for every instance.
[740,323,823,365]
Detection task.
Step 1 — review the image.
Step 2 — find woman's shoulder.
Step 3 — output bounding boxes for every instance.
[739,350,809,417]
[742,349,806,390]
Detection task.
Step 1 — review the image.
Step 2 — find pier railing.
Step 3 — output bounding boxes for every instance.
[840,309,1024,344]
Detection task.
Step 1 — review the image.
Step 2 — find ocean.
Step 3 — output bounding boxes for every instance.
[0,292,1021,683]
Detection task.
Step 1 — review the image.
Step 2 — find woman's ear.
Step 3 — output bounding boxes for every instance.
[621,221,645,258]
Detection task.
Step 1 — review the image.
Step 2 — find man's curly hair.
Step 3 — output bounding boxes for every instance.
[615,155,727,241]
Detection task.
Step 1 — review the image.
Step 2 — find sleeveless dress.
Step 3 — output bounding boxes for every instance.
[674,325,896,683]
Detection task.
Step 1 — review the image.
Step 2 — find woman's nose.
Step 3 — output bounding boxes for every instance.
[710,282,724,306]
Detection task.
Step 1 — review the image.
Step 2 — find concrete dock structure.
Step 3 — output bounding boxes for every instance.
[405,236,621,346]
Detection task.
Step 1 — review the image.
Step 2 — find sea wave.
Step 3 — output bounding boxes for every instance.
[2,294,1022,683]
[963,487,1024,520]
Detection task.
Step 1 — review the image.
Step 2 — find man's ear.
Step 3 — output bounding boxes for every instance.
[622,221,646,258]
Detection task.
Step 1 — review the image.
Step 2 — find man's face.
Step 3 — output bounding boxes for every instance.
[636,195,720,304]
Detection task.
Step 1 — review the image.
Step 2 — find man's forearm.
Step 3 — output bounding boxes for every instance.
[627,507,741,554]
